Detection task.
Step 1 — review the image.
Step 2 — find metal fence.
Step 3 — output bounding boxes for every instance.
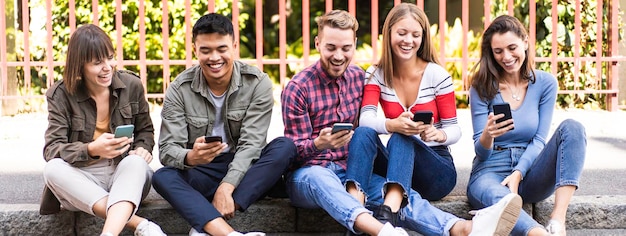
[1,0,624,114]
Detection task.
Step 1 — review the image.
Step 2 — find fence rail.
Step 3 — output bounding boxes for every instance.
[1,0,624,114]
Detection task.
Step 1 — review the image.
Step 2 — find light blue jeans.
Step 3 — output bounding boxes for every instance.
[286,162,461,235]
[346,127,457,202]
[467,119,586,236]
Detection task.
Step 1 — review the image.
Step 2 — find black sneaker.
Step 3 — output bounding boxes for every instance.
[374,204,398,226]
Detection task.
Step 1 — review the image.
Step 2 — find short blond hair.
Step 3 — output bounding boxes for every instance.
[316,10,358,38]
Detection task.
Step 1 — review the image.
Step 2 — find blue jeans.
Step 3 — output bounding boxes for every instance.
[152,137,295,233]
[347,127,456,202]
[467,119,586,236]
[287,162,461,235]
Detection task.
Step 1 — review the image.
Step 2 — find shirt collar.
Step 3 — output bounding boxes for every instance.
[314,61,342,85]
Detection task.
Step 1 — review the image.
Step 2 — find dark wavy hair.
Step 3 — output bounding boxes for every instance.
[470,15,535,100]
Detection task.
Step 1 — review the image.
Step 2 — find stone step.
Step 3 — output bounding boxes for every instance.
[2,195,625,235]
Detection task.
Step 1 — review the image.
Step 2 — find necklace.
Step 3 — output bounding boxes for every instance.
[503,82,521,101]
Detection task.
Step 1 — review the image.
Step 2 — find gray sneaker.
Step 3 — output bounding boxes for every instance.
[469,193,522,236]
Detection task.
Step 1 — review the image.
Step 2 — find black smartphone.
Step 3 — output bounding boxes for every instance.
[204,135,223,143]
[493,103,514,130]
[114,124,134,138]
[331,123,353,134]
[413,111,433,124]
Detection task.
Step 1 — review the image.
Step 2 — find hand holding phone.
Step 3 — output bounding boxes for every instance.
[114,124,134,138]
[493,103,514,130]
[204,135,223,143]
[331,123,353,134]
[413,111,433,124]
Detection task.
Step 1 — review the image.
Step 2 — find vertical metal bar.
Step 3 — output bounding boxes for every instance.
[608,0,619,111]
[394,0,401,6]
[0,0,6,96]
[371,0,378,64]
[550,1,558,76]
[185,0,192,68]
[69,0,76,33]
[302,0,310,66]
[46,0,54,88]
[115,0,123,69]
[139,0,147,89]
[508,0,514,15]
[596,0,603,92]
[22,0,30,92]
[529,0,536,66]
[573,0,581,90]
[462,0,469,90]
[92,0,98,25]
[348,0,355,17]
[326,0,332,13]
[256,0,264,70]
[208,0,215,13]
[439,0,446,65]
[162,0,171,92]
[279,0,287,87]
[484,0,490,29]
[232,0,240,59]
[416,0,424,9]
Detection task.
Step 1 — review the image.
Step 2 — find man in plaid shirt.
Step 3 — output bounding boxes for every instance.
[281,10,408,236]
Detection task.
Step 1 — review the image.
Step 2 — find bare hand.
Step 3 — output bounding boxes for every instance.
[212,183,236,220]
[501,170,522,194]
[314,127,353,150]
[87,133,132,159]
[185,136,227,166]
[420,126,446,143]
[386,111,423,136]
[129,146,153,163]
[484,113,514,139]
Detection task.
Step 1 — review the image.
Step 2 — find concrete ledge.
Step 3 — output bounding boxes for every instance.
[2,196,625,235]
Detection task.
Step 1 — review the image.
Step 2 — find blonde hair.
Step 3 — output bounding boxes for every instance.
[377,3,439,88]
[316,10,359,38]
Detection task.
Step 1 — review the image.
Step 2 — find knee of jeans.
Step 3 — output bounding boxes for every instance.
[151,167,177,187]
[559,119,586,138]
[354,126,378,140]
[120,154,146,167]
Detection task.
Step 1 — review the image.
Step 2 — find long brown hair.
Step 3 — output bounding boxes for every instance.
[470,15,535,100]
[63,24,115,95]
[377,3,439,88]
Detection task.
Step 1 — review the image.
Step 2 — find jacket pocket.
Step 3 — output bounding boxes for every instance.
[118,103,137,124]
[226,109,245,140]
[186,116,209,146]
[70,116,86,142]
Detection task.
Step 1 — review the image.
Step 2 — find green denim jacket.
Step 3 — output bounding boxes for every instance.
[159,61,273,188]
[40,70,154,214]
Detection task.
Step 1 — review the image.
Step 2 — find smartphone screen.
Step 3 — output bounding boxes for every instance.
[204,135,223,143]
[413,111,433,124]
[331,123,353,134]
[114,124,134,138]
[493,103,514,129]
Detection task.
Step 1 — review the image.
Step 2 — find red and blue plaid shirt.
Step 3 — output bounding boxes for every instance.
[281,61,365,169]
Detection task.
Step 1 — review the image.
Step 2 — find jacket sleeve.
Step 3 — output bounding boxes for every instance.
[43,86,93,163]
[222,74,274,187]
[128,77,155,153]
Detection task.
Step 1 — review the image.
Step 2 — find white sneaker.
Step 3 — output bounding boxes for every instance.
[134,219,166,236]
[226,231,266,236]
[377,222,409,236]
[469,193,522,236]
[545,219,566,236]
[189,228,209,236]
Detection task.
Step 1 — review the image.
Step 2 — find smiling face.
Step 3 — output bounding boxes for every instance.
[193,33,237,83]
[315,27,356,78]
[490,31,528,77]
[82,54,115,93]
[390,16,423,62]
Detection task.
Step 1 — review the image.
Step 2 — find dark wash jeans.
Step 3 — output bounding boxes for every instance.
[152,137,295,233]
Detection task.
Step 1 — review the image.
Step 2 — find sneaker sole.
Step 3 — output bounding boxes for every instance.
[493,194,523,236]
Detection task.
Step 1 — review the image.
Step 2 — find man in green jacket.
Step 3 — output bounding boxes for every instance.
[152,13,295,236]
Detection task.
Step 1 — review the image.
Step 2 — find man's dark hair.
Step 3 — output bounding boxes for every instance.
[192,13,234,42]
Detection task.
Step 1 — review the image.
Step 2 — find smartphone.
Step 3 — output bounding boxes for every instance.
[331,123,354,134]
[114,124,134,138]
[204,135,223,143]
[413,110,433,124]
[493,103,514,130]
